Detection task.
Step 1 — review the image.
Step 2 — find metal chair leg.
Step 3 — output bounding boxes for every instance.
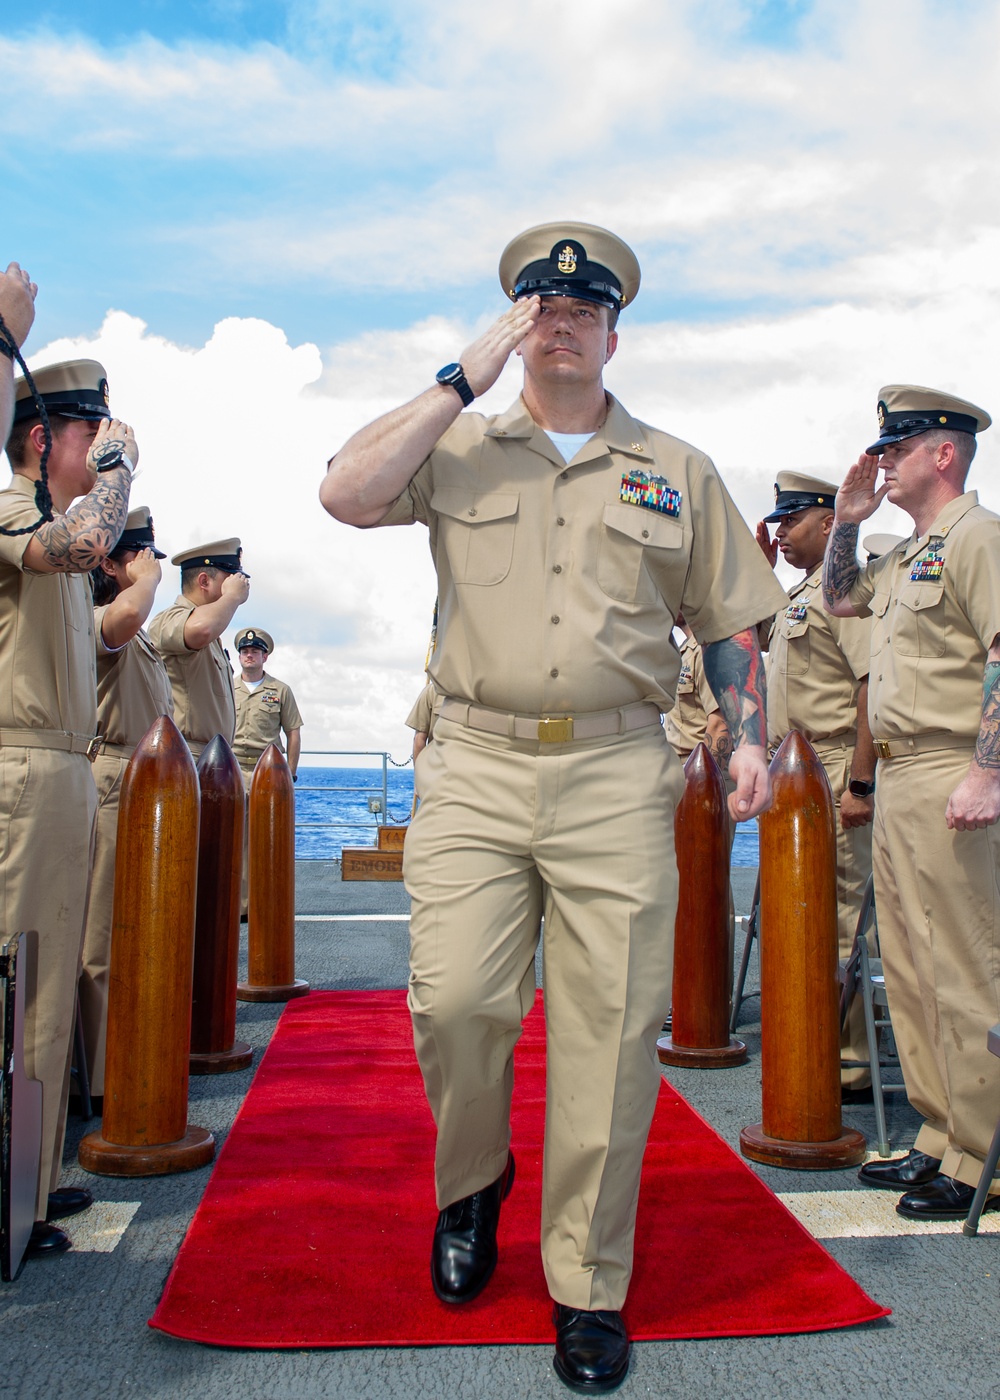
[962,1118,1000,1236]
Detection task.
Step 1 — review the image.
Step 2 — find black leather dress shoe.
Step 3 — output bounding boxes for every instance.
[24,1222,72,1259]
[896,1174,1000,1221]
[552,1304,630,1393]
[431,1152,515,1304]
[857,1149,941,1190]
[46,1187,94,1220]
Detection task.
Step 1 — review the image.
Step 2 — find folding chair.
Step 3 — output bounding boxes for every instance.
[962,1023,1000,1236]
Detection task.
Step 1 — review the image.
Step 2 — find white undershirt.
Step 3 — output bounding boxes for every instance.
[242,676,265,692]
[545,431,595,463]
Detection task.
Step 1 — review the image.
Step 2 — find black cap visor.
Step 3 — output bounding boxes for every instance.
[13,389,111,425]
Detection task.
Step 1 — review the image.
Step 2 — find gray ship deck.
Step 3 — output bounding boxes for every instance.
[3,864,997,1399]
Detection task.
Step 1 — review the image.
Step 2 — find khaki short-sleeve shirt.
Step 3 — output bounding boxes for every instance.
[147,596,237,745]
[406,680,439,736]
[0,475,97,734]
[379,395,787,714]
[664,634,718,755]
[232,672,303,762]
[93,607,174,747]
[767,565,871,746]
[848,492,1000,741]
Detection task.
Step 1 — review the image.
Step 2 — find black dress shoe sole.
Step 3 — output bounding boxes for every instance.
[553,1350,630,1394]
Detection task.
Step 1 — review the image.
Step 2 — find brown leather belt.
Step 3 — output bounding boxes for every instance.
[438,699,662,744]
[874,734,974,760]
[0,727,102,761]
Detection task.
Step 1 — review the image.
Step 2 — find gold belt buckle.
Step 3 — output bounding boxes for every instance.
[874,740,892,760]
[538,717,574,743]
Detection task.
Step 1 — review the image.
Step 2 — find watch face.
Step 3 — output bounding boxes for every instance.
[436,363,462,383]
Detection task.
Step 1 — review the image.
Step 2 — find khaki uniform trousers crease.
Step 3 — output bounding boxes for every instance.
[872,749,1000,1190]
[0,747,97,1216]
[811,741,875,1088]
[79,751,130,1095]
[403,716,683,1313]
[238,761,255,917]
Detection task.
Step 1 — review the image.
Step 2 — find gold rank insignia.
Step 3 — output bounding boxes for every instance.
[877,401,887,428]
[557,244,578,274]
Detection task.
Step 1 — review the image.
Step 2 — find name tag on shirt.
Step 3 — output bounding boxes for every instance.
[620,470,682,517]
[910,551,944,581]
[784,603,808,623]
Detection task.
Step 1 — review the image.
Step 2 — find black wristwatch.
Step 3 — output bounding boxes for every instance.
[435,362,475,407]
[848,779,875,798]
[92,441,130,474]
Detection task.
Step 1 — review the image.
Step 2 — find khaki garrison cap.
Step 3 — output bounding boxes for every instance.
[499,221,641,312]
[763,471,839,522]
[235,627,273,654]
[114,505,165,559]
[172,538,244,573]
[13,358,111,424]
[868,384,991,455]
[863,532,905,560]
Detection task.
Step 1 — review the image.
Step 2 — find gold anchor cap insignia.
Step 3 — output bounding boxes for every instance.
[557,244,578,275]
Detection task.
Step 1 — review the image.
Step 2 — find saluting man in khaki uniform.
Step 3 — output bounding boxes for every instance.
[757,472,877,1096]
[1,351,135,1260]
[321,221,787,1392]
[79,507,173,1100]
[824,384,1000,1221]
[147,540,249,757]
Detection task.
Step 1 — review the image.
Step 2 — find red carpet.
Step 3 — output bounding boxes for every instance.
[150,991,889,1348]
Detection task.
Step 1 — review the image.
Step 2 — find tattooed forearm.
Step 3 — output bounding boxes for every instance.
[975,653,1000,768]
[822,521,861,609]
[703,628,767,750]
[36,465,131,571]
[705,713,732,777]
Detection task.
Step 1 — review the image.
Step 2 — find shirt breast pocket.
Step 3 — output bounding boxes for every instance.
[779,616,810,676]
[893,583,946,657]
[430,489,519,585]
[598,502,683,604]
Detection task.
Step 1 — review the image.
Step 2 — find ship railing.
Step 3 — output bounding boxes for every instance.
[293,748,409,859]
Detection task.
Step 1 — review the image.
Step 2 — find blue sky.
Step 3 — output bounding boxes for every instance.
[3,0,999,751]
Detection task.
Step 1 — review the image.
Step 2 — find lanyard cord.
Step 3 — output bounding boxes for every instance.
[0,311,54,534]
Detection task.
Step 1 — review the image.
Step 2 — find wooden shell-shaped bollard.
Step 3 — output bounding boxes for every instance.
[190,735,253,1074]
[79,716,216,1176]
[740,730,866,1169]
[237,743,309,1002]
[658,743,746,1068]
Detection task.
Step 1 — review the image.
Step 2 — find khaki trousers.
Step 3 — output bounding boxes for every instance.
[78,752,130,1095]
[813,742,875,1088]
[238,761,255,917]
[403,717,682,1311]
[873,748,1000,1190]
[0,747,97,1217]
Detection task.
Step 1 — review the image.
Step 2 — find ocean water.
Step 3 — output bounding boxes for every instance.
[295,765,760,866]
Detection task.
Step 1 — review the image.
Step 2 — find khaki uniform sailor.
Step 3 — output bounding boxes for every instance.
[147,539,244,757]
[664,633,718,759]
[0,360,114,1220]
[79,508,172,1095]
[232,628,302,916]
[846,385,1000,1203]
[370,222,788,1313]
[763,472,875,1088]
[232,629,303,782]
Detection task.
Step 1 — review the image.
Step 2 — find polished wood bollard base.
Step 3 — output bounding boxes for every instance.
[236,978,310,1003]
[739,1122,866,1170]
[79,1124,216,1177]
[189,1040,253,1075]
[657,1034,747,1068]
